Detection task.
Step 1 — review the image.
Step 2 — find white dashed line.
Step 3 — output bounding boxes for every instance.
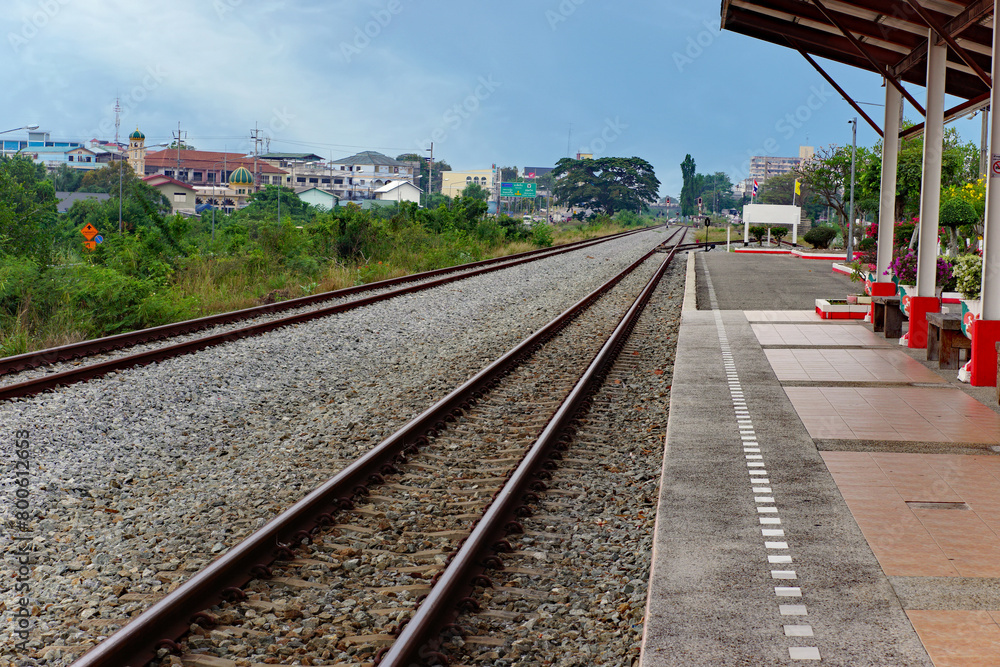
[703,269,821,661]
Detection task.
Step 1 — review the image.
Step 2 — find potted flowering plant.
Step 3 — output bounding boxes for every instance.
[886,250,917,286]
[952,254,982,338]
[886,251,917,316]
[886,252,953,316]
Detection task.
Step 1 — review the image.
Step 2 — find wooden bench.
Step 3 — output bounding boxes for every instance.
[926,312,970,369]
[872,295,904,338]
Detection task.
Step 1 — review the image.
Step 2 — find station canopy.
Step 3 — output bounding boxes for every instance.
[720,0,994,127]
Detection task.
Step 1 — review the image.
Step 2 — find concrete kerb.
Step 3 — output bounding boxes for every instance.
[682,251,697,313]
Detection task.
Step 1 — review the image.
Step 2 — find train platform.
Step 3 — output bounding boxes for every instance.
[641,251,1000,666]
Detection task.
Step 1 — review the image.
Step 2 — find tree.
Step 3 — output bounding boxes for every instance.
[680,154,697,216]
[939,180,983,256]
[47,163,84,192]
[80,161,141,194]
[0,156,57,261]
[697,172,737,212]
[552,156,660,217]
[797,145,856,238]
[757,172,797,205]
[748,225,768,246]
[500,166,519,182]
[461,182,490,201]
[244,185,310,221]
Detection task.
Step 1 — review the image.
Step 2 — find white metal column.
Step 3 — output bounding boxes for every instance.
[916,32,947,297]
[982,1,1000,321]
[877,82,901,279]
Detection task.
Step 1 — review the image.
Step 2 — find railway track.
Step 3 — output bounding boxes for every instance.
[67,228,685,667]
[0,227,668,402]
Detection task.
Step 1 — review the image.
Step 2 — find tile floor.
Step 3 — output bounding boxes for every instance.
[822,453,1000,578]
[752,322,893,347]
[786,387,1000,444]
[744,310,825,323]
[766,348,947,384]
[907,610,1000,666]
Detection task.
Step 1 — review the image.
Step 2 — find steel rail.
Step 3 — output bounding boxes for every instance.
[0,226,658,376]
[379,227,682,666]
[0,227,669,402]
[69,227,684,667]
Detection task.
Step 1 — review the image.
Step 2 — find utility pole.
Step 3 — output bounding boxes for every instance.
[847,117,858,262]
[115,97,123,233]
[173,121,186,181]
[424,142,434,207]
[114,96,121,148]
[250,123,263,192]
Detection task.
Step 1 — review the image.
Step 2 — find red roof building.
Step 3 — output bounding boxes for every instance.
[142,149,288,189]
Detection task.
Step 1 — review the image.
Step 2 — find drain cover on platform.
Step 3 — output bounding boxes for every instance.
[904,501,970,511]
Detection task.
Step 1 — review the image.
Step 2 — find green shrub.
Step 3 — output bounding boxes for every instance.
[770,226,789,243]
[0,256,41,318]
[748,225,768,245]
[531,222,554,248]
[614,210,642,227]
[804,226,837,249]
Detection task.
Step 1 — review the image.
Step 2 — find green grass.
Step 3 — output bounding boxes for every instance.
[1,219,646,354]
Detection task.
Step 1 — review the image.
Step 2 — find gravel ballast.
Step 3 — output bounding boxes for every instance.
[1,228,676,664]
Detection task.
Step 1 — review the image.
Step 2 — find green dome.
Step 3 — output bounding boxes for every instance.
[229,166,254,186]
[129,127,145,140]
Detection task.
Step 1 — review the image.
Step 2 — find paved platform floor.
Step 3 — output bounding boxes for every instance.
[641,251,1000,666]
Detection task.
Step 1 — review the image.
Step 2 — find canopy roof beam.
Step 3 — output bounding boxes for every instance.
[899,91,991,139]
[904,0,993,86]
[809,0,928,115]
[891,0,994,77]
[789,39,885,136]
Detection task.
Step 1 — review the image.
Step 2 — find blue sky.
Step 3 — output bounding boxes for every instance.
[1,0,986,197]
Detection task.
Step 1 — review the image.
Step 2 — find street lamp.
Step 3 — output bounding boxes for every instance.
[846,117,857,262]
[0,124,39,134]
[0,124,39,158]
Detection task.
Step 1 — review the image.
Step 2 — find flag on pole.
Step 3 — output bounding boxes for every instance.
[794,179,801,195]
[752,179,758,201]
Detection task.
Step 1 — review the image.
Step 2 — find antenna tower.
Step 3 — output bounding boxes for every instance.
[114,96,122,147]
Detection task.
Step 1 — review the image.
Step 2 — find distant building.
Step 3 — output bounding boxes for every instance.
[329,151,416,201]
[374,180,422,204]
[127,127,146,176]
[295,186,339,211]
[0,129,83,159]
[260,153,325,189]
[143,174,197,215]
[55,191,111,213]
[745,146,814,191]
[522,167,553,179]
[192,166,257,213]
[127,127,288,188]
[441,169,495,198]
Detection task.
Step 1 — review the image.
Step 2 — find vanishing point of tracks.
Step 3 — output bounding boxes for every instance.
[0,227,662,401]
[67,226,687,666]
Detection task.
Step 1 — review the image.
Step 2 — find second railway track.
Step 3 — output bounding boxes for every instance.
[0,227,660,399]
